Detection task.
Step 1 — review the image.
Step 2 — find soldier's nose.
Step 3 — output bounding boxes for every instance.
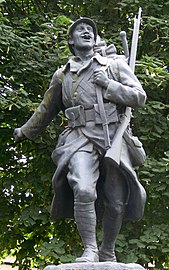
[83,27,89,33]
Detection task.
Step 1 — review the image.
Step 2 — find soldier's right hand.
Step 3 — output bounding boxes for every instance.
[13,128,25,142]
[93,69,110,88]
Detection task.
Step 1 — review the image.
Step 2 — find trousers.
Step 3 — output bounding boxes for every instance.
[67,148,128,214]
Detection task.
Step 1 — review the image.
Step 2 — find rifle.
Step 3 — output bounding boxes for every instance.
[105,8,142,166]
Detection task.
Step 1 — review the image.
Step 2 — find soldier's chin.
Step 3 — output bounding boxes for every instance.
[78,44,94,51]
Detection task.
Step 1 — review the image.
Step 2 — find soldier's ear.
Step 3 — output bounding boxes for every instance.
[68,36,74,45]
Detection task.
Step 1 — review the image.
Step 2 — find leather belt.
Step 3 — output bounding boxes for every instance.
[65,104,118,128]
[85,108,95,122]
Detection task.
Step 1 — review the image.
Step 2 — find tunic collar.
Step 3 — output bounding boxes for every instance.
[62,53,108,74]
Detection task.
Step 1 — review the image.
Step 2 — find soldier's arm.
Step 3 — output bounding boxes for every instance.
[14,68,64,141]
[104,58,146,108]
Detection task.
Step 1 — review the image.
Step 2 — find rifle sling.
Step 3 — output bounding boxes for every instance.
[95,85,111,150]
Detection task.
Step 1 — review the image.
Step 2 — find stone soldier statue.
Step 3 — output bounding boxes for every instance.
[14,17,147,263]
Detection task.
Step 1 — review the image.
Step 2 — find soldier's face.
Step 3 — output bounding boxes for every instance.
[70,23,95,52]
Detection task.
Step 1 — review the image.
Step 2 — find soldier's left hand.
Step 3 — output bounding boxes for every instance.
[93,69,110,88]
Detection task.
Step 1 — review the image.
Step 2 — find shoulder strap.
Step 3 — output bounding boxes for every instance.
[94,59,111,149]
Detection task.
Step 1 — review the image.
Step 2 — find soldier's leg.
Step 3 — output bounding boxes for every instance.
[99,163,128,262]
[67,149,100,262]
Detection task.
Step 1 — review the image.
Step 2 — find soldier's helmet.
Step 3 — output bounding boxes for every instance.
[68,17,97,55]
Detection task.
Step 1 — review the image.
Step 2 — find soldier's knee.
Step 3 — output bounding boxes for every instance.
[74,186,97,203]
[105,201,125,218]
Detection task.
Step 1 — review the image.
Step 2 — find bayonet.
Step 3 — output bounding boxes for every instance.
[130,7,142,72]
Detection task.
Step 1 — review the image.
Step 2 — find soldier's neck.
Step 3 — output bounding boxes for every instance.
[74,48,94,62]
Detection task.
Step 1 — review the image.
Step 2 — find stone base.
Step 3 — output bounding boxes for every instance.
[43,262,146,270]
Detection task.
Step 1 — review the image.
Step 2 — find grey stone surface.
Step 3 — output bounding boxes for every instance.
[43,262,146,270]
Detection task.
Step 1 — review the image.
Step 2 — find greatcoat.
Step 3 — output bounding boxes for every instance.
[21,53,147,221]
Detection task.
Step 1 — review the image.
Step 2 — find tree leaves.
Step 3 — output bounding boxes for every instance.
[0,1,169,269]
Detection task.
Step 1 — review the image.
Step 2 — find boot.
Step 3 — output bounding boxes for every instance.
[74,201,99,263]
[99,203,124,262]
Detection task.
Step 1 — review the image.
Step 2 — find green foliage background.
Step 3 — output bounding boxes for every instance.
[0,0,169,269]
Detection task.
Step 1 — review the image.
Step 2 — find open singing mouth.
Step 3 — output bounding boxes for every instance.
[81,33,92,40]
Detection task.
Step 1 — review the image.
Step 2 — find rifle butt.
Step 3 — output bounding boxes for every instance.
[105,136,123,167]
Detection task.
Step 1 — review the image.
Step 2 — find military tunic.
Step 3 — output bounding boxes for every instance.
[21,53,147,221]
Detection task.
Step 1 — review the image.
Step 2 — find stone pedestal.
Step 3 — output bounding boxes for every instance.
[43,262,146,270]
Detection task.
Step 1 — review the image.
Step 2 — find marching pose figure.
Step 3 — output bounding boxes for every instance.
[14,17,147,263]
